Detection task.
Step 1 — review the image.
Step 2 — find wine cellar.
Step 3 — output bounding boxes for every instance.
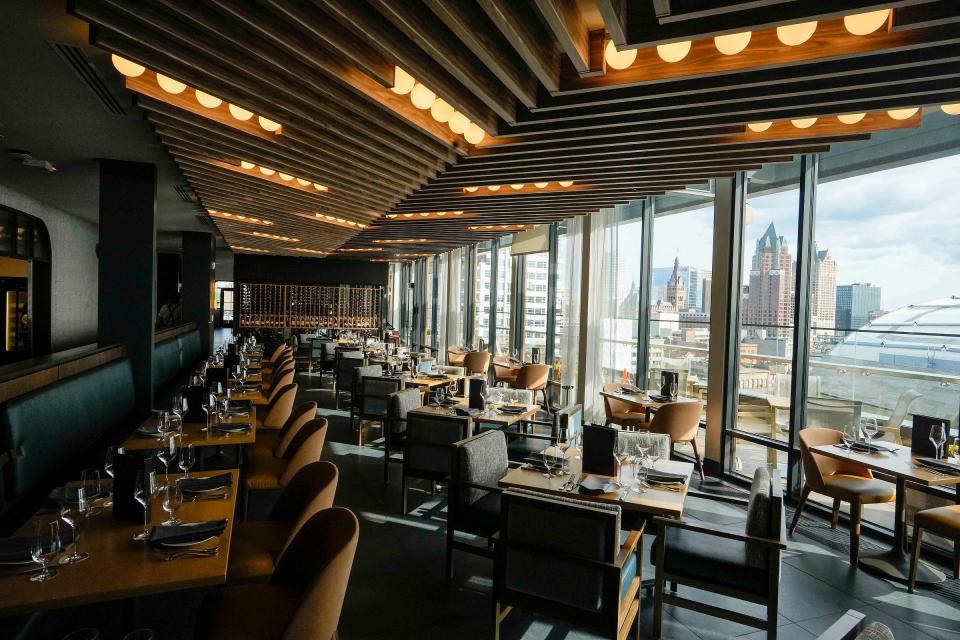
[238,283,382,330]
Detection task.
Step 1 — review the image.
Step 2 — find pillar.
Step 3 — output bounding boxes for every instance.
[181,232,215,357]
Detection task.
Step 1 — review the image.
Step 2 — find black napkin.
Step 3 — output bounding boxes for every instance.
[839,441,891,454]
[648,394,671,403]
[425,373,448,380]
[578,475,614,496]
[178,473,233,494]
[440,398,459,407]
[646,470,687,484]
[0,528,74,564]
[455,407,480,417]
[213,423,251,433]
[521,457,565,472]
[148,519,227,547]
[619,384,642,394]
[916,457,960,474]
[498,405,527,414]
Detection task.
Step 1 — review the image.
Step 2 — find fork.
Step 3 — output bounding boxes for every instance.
[158,547,220,561]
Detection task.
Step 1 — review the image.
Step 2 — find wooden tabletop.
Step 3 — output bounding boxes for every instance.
[0,470,238,617]
[412,400,539,427]
[810,443,960,487]
[121,414,256,451]
[401,373,463,389]
[224,388,268,406]
[600,388,700,411]
[499,454,693,519]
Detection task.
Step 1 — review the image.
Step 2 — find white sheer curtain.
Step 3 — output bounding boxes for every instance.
[434,254,448,356]
[583,207,618,422]
[445,247,465,354]
[555,216,583,403]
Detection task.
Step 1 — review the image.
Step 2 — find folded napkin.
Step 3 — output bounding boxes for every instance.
[455,407,481,417]
[213,423,251,433]
[233,384,261,392]
[578,475,615,496]
[619,384,642,394]
[439,398,460,407]
[425,373,448,380]
[0,529,74,564]
[648,394,671,403]
[47,485,107,504]
[498,405,528,414]
[149,519,227,547]
[916,457,960,474]
[225,409,250,417]
[836,441,892,454]
[646,470,687,485]
[521,457,565,472]
[178,473,233,494]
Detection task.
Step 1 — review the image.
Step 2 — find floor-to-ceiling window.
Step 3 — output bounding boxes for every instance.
[474,241,493,350]
[522,251,549,361]
[446,247,468,350]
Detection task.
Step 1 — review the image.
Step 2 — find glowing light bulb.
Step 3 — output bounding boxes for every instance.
[410,83,436,110]
[534,182,549,188]
[448,111,469,134]
[791,117,818,129]
[111,54,144,77]
[314,183,328,191]
[464,123,485,144]
[228,104,254,121]
[464,186,479,193]
[603,40,637,70]
[430,98,454,123]
[844,9,890,35]
[278,172,293,181]
[558,180,574,187]
[390,66,415,95]
[942,104,960,115]
[258,166,275,176]
[296,178,311,186]
[487,185,501,192]
[240,161,255,170]
[510,184,525,190]
[747,122,772,132]
[656,41,691,63]
[258,116,281,132]
[714,32,751,55]
[195,89,222,108]
[777,21,817,46]
[156,74,186,94]
[888,107,919,120]
[837,113,866,124]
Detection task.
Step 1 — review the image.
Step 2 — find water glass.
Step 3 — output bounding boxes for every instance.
[670,381,678,400]
[59,490,89,564]
[930,423,947,460]
[156,437,177,481]
[161,483,183,526]
[30,519,60,582]
[179,443,195,478]
[132,472,151,541]
[540,447,555,478]
[862,417,879,447]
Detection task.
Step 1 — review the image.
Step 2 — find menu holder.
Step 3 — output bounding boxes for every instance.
[660,371,679,398]
[468,378,486,411]
[182,384,207,423]
[112,451,148,523]
[582,424,618,477]
[911,415,953,459]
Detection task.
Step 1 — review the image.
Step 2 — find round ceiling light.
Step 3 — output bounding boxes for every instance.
[111,54,145,77]
[390,67,415,95]
[487,185,501,192]
[837,113,866,124]
[195,89,222,108]
[510,183,525,190]
[558,180,574,187]
[430,98,454,123]
[604,40,637,70]
[464,186,478,193]
[296,178,311,186]
[844,9,890,36]
[410,83,436,110]
[714,31,751,55]
[776,21,817,46]
[656,40,692,63]
[534,182,549,188]
[240,161,255,170]
[258,116,281,132]
[747,122,772,132]
[942,103,960,115]
[464,123,486,144]
[791,117,818,129]
[258,166,275,176]
[888,107,919,120]
[278,172,293,181]
[156,73,186,94]
[228,104,254,121]
[448,111,469,134]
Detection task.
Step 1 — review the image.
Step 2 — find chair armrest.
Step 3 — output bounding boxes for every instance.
[614,522,646,567]
[652,516,788,550]
[815,609,865,640]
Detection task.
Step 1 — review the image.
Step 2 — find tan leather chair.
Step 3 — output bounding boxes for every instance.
[602,383,648,430]
[229,461,339,582]
[199,507,359,640]
[447,346,467,367]
[493,356,519,386]
[789,428,895,564]
[266,366,295,400]
[262,346,292,374]
[249,404,324,465]
[910,505,960,592]
[244,420,329,515]
[648,401,705,481]
[514,364,550,408]
[248,401,317,458]
[261,383,298,430]
[463,351,491,376]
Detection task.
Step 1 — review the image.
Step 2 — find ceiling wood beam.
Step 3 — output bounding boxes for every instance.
[478,0,562,93]
[597,0,629,45]
[893,1,960,31]
[532,0,602,77]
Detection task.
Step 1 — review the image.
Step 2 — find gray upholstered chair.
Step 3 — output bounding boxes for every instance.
[345,363,381,424]
[494,488,642,640]
[447,430,509,579]
[355,374,402,447]
[401,412,472,514]
[652,467,786,639]
[333,349,365,406]
[383,388,423,483]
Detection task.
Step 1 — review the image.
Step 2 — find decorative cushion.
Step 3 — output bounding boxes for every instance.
[457,431,508,504]
[855,622,895,640]
[745,466,772,568]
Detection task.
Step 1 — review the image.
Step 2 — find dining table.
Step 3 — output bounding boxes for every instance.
[0,469,238,618]
[599,388,700,417]
[411,399,540,429]
[121,412,257,452]
[811,442,960,584]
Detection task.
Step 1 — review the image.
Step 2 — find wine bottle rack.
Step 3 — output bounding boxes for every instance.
[238,282,381,330]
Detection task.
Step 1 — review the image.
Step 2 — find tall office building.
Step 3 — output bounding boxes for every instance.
[700,273,712,312]
[836,283,882,331]
[679,266,700,311]
[811,245,837,330]
[743,222,794,337]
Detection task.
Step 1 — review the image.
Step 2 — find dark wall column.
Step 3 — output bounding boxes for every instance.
[181,232,215,357]
[98,160,157,412]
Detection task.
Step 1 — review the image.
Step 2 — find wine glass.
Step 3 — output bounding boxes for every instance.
[30,519,61,582]
[648,437,663,470]
[102,449,114,508]
[156,437,177,482]
[82,469,102,514]
[59,489,89,564]
[179,443,195,479]
[930,423,947,460]
[670,381,678,400]
[862,417,879,449]
[540,447,555,479]
[132,472,151,541]
[161,483,183,526]
[156,411,171,439]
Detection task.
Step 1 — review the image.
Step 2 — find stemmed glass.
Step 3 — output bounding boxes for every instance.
[170,395,183,436]
[540,447,556,479]
[862,417,879,449]
[156,437,177,483]
[648,436,663,471]
[59,487,89,564]
[30,519,61,582]
[178,443,195,479]
[670,381,678,400]
[103,448,115,508]
[161,482,183,526]
[156,411,171,439]
[83,469,102,514]
[132,472,151,541]
[930,423,947,460]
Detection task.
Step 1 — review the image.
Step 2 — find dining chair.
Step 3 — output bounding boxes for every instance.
[229,461,339,581]
[447,345,467,366]
[648,401,706,481]
[260,383,298,430]
[248,401,317,458]
[347,364,384,428]
[243,421,329,514]
[264,366,295,404]
[883,390,922,443]
[513,364,550,409]
[447,430,509,579]
[909,504,960,592]
[334,351,366,408]
[601,383,647,430]
[652,467,787,639]
[383,388,423,483]
[493,488,642,640]
[356,375,404,447]
[198,507,359,640]
[789,428,895,564]
[493,355,520,386]
[401,412,472,514]
[464,351,492,376]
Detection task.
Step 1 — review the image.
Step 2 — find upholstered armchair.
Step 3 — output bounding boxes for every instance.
[333,350,365,404]
[345,363,381,421]
[355,374,403,447]
[494,488,643,640]
[651,467,786,638]
[383,388,423,483]
[243,421,328,514]
[401,412,472,514]
[464,351,492,376]
[248,401,317,459]
[601,383,647,430]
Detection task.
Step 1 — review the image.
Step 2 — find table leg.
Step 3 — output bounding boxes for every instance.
[858,477,945,584]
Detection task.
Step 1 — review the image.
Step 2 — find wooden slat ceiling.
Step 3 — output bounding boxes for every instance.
[71,0,960,259]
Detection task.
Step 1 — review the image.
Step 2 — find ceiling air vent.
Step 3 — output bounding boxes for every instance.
[47,42,125,116]
[173,184,196,203]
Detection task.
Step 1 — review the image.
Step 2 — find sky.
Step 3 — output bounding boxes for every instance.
[642,152,960,312]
